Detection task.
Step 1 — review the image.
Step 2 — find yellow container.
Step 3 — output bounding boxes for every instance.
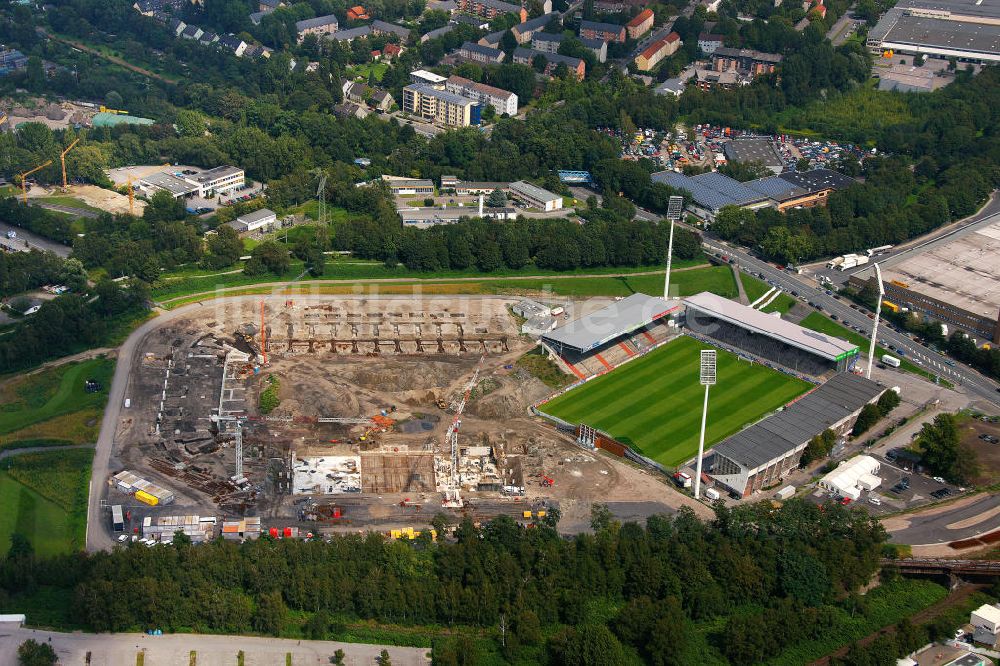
[390,529,401,539]
[135,490,158,506]
[537,511,547,518]
[522,510,532,519]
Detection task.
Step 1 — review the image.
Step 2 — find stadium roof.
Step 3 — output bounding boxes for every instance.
[651,170,768,212]
[711,373,884,470]
[542,293,678,353]
[778,168,856,192]
[684,291,859,361]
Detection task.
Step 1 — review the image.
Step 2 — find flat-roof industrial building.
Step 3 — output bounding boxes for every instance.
[867,0,1000,64]
[651,168,856,220]
[708,373,885,497]
[508,180,563,211]
[684,291,859,373]
[849,216,1000,344]
[722,138,785,173]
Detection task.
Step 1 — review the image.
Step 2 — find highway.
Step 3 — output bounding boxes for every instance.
[699,237,1000,406]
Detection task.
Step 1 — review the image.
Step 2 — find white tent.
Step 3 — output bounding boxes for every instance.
[819,455,881,499]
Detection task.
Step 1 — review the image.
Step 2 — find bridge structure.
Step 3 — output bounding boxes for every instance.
[883,558,1000,588]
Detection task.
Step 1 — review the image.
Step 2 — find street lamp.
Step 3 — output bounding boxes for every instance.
[663,195,683,301]
[866,263,884,379]
[693,349,716,500]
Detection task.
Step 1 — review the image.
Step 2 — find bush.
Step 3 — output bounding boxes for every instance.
[259,375,280,414]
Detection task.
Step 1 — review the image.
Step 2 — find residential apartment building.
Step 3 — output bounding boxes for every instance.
[712,47,783,75]
[458,41,505,63]
[634,31,681,71]
[529,31,606,60]
[511,12,559,43]
[697,33,725,54]
[512,48,586,79]
[296,14,339,42]
[626,8,654,39]
[403,84,479,127]
[445,75,519,115]
[579,20,626,43]
[456,0,527,21]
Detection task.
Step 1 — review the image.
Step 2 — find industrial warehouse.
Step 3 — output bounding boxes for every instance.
[867,0,1000,64]
[652,168,857,221]
[850,216,1000,344]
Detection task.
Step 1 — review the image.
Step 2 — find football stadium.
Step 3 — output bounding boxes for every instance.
[539,335,812,467]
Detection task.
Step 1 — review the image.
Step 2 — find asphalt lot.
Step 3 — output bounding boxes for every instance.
[0,220,72,257]
[0,625,429,665]
[886,492,1000,546]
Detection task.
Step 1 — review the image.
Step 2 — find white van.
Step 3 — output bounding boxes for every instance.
[704,488,720,501]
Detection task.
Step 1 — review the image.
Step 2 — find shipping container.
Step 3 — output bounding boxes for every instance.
[135,490,159,506]
[111,505,124,531]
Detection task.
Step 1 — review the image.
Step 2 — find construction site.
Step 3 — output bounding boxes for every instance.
[106,295,670,541]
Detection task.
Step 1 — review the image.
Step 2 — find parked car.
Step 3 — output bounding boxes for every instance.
[932,476,945,483]
[868,496,881,506]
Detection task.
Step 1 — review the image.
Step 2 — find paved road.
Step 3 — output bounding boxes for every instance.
[887,493,1000,545]
[699,237,1000,406]
[0,625,428,665]
[33,202,100,219]
[0,220,71,257]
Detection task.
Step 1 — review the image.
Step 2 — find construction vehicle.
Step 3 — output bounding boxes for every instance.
[59,138,79,190]
[235,323,261,357]
[18,160,53,204]
[435,398,449,410]
[99,105,129,115]
[540,474,554,487]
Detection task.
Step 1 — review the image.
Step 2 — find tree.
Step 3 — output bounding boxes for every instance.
[486,188,506,208]
[549,624,628,666]
[17,640,56,666]
[58,258,89,292]
[330,649,345,665]
[253,590,286,635]
[877,389,900,416]
[244,241,289,276]
[378,649,392,665]
[305,610,330,639]
[915,413,978,484]
[204,225,245,269]
[852,403,881,437]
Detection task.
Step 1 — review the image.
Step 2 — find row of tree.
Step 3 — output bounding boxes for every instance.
[1,500,888,664]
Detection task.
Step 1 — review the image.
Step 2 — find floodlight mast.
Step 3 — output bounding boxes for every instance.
[693,349,716,499]
[866,263,884,379]
[663,196,683,301]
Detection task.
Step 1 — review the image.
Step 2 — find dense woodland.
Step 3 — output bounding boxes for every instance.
[1,502,896,664]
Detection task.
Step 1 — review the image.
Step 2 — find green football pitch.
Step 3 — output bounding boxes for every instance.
[540,336,813,467]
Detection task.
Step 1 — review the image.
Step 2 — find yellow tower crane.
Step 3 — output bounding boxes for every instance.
[19,160,53,205]
[0,114,7,127]
[60,139,80,191]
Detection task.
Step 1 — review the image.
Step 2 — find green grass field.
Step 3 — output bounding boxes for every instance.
[0,357,114,449]
[540,336,812,467]
[798,312,941,382]
[739,273,797,315]
[0,448,92,557]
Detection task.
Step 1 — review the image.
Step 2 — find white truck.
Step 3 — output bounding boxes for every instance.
[704,488,720,500]
[881,354,901,368]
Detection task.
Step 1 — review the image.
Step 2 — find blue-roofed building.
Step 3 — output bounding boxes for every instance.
[651,170,770,221]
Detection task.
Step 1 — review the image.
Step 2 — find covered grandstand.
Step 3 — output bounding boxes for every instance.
[684,292,859,374]
[541,293,679,378]
[707,373,885,497]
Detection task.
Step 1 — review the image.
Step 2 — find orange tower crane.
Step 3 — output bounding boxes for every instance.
[19,160,53,204]
[59,138,80,190]
[126,174,136,216]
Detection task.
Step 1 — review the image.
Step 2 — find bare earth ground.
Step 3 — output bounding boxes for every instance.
[28,183,145,214]
[108,295,702,538]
